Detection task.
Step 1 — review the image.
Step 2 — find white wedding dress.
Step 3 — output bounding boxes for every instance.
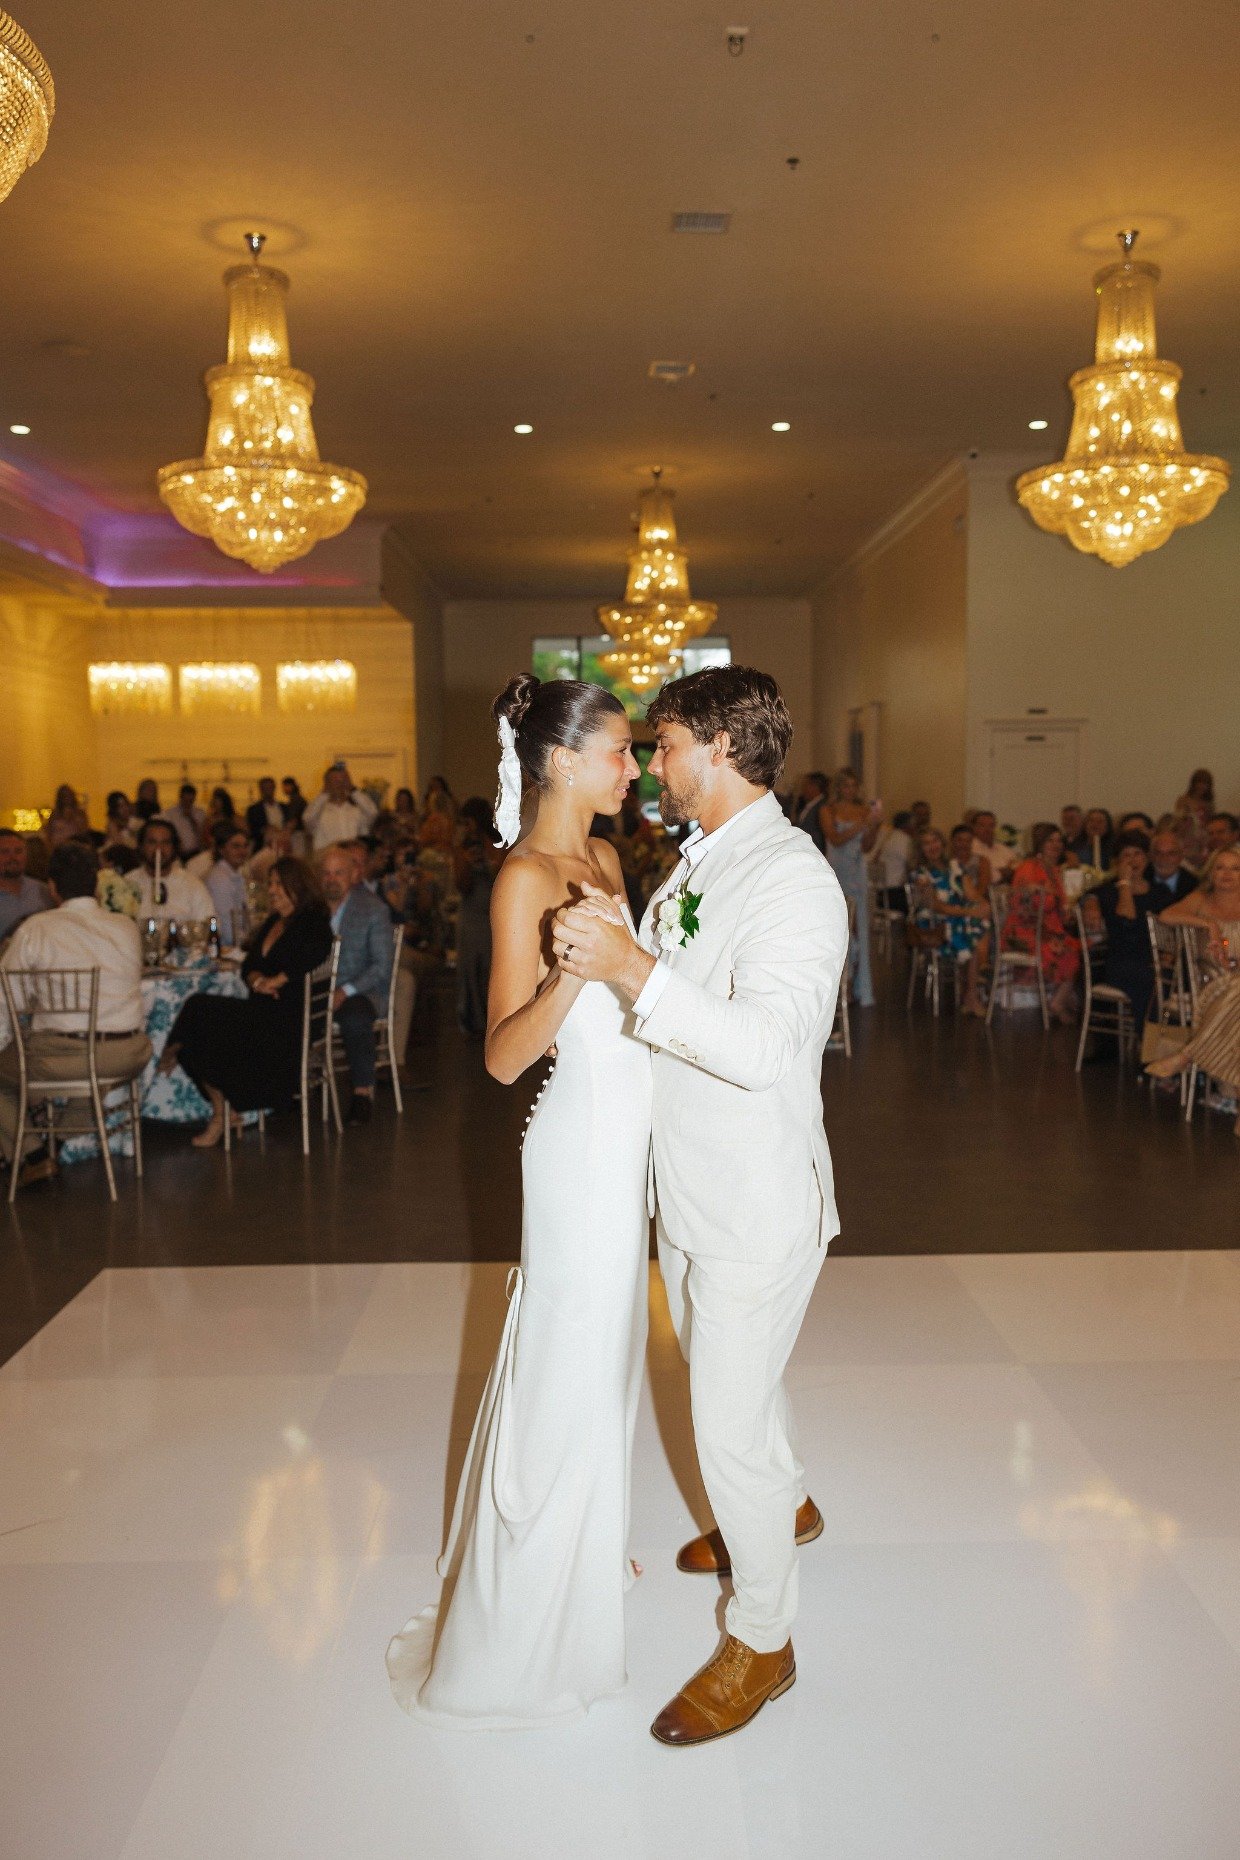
[386,945,653,1729]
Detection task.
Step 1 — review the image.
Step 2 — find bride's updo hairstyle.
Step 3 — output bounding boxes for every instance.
[492,674,626,788]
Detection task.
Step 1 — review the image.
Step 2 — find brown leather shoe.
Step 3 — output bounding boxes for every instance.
[651,1636,795,1747]
[676,1497,824,1577]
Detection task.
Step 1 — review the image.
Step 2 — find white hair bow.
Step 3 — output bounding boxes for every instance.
[494,716,524,847]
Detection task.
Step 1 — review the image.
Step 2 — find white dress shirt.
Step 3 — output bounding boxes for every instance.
[633,802,760,1021]
[304,790,379,853]
[206,860,249,945]
[128,865,217,923]
[1,896,144,1032]
[163,803,206,856]
[973,836,1016,878]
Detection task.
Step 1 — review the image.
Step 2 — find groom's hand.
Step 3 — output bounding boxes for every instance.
[552,884,657,1001]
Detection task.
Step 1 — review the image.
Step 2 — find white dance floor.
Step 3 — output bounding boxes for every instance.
[2,1249,1239,1859]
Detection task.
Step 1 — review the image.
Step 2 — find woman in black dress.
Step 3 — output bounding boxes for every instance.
[160,857,332,1145]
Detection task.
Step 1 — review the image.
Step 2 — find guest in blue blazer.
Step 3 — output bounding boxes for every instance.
[319,843,395,1123]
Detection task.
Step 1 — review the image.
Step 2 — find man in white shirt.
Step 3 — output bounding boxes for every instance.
[304,763,379,853]
[205,821,252,946]
[972,809,1017,879]
[0,843,151,1185]
[129,819,216,922]
[0,829,52,943]
[163,783,207,857]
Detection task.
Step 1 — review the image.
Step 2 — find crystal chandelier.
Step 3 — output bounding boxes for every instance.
[158,235,367,574]
[178,662,262,716]
[596,471,718,693]
[1017,232,1229,568]
[276,659,357,714]
[87,662,173,717]
[0,11,53,205]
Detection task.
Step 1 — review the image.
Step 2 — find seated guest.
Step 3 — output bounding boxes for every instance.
[304,761,379,853]
[454,799,504,1038]
[1147,830,1200,913]
[159,857,331,1145]
[1083,836,1156,1020]
[908,826,952,935]
[246,777,286,848]
[1081,808,1115,872]
[1202,811,1240,880]
[873,809,914,910]
[1060,804,1091,862]
[205,820,252,945]
[103,791,138,849]
[164,783,206,858]
[43,784,91,849]
[0,842,151,1187]
[128,818,216,922]
[319,843,394,1122]
[0,829,53,943]
[134,778,161,823]
[392,787,418,827]
[207,786,237,833]
[423,774,458,823]
[1118,810,1155,840]
[908,799,932,839]
[945,823,993,1015]
[101,842,141,879]
[1005,822,1082,1024]
[1147,846,1240,1135]
[971,809,1017,879]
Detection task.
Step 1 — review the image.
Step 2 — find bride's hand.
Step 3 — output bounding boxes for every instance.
[574,882,626,925]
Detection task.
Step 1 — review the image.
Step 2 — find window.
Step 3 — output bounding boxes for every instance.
[531,635,732,723]
[531,635,732,814]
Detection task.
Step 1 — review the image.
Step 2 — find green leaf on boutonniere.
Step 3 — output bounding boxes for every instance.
[681,890,703,940]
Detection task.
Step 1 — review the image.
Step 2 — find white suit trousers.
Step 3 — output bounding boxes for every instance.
[658,1218,824,1653]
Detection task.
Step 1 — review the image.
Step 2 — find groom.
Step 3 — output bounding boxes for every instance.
[553,665,849,1746]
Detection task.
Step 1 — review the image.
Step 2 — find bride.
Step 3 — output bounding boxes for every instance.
[386,673,654,1728]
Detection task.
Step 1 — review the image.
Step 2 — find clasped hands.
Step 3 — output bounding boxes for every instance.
[551,882,656,1000]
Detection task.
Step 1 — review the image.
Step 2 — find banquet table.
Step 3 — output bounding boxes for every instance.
[53,961,254,1163]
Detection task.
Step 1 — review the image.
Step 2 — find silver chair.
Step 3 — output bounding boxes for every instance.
[827,900,854,1056]
[985,883,1049,1028]
[904,881,953,1016]
[868,873,903,965]
[224,939,342,1155]
[1180,924,1226,1124]
[1072,902,1134,1070]
[1147,915,1194,1106]
[1,966,144,1203]
[373,922,406,1112]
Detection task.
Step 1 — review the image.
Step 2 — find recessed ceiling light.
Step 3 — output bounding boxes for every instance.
[9,423,30,435]
[771,421,791,432]
[1028,418,1049,431]
[513,423,533,435]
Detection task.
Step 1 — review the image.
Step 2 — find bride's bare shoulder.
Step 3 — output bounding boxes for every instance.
[492,847,562,912]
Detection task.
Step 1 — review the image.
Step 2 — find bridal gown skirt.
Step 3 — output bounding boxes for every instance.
[387,978,653,1729]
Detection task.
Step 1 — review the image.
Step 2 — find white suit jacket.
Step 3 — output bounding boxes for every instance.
[636,791,849,1265]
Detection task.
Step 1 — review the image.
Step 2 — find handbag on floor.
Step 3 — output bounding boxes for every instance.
[1140,1021,1191,1066]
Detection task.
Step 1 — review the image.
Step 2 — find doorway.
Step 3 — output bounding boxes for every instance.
[983,720,1085,833]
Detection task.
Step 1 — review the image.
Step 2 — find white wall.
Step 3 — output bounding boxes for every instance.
[441,598,815,799]
[809,466,969,826]
[966,455,1240,818]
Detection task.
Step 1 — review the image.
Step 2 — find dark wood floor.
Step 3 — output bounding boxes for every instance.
[2,964,1236,1366]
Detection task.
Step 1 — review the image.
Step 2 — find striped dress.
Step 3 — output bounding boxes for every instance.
[1183,920,1240,1093]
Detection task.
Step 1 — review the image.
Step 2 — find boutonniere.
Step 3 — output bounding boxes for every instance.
[656,886,702,952]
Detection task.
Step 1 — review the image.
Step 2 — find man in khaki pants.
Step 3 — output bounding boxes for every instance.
[0,842,150,1189]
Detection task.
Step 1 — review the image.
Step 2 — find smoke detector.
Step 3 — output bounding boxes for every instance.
[648,360,696,384]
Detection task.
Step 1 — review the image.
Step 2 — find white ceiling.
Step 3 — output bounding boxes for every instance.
[2,0,1238,597]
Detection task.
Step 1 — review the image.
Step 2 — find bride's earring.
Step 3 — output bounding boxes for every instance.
[567,773,574,788]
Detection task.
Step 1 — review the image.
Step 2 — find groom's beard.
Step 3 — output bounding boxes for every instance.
[658,776,702,827]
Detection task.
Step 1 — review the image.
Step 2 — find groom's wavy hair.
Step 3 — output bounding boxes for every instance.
[646,666,793,790]
[493,674,626,788]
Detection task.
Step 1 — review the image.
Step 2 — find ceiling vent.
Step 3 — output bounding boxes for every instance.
[671,211,731,234]
[648,360,696,384]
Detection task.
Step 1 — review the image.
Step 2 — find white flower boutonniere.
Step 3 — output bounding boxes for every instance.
[656,887,702,952]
